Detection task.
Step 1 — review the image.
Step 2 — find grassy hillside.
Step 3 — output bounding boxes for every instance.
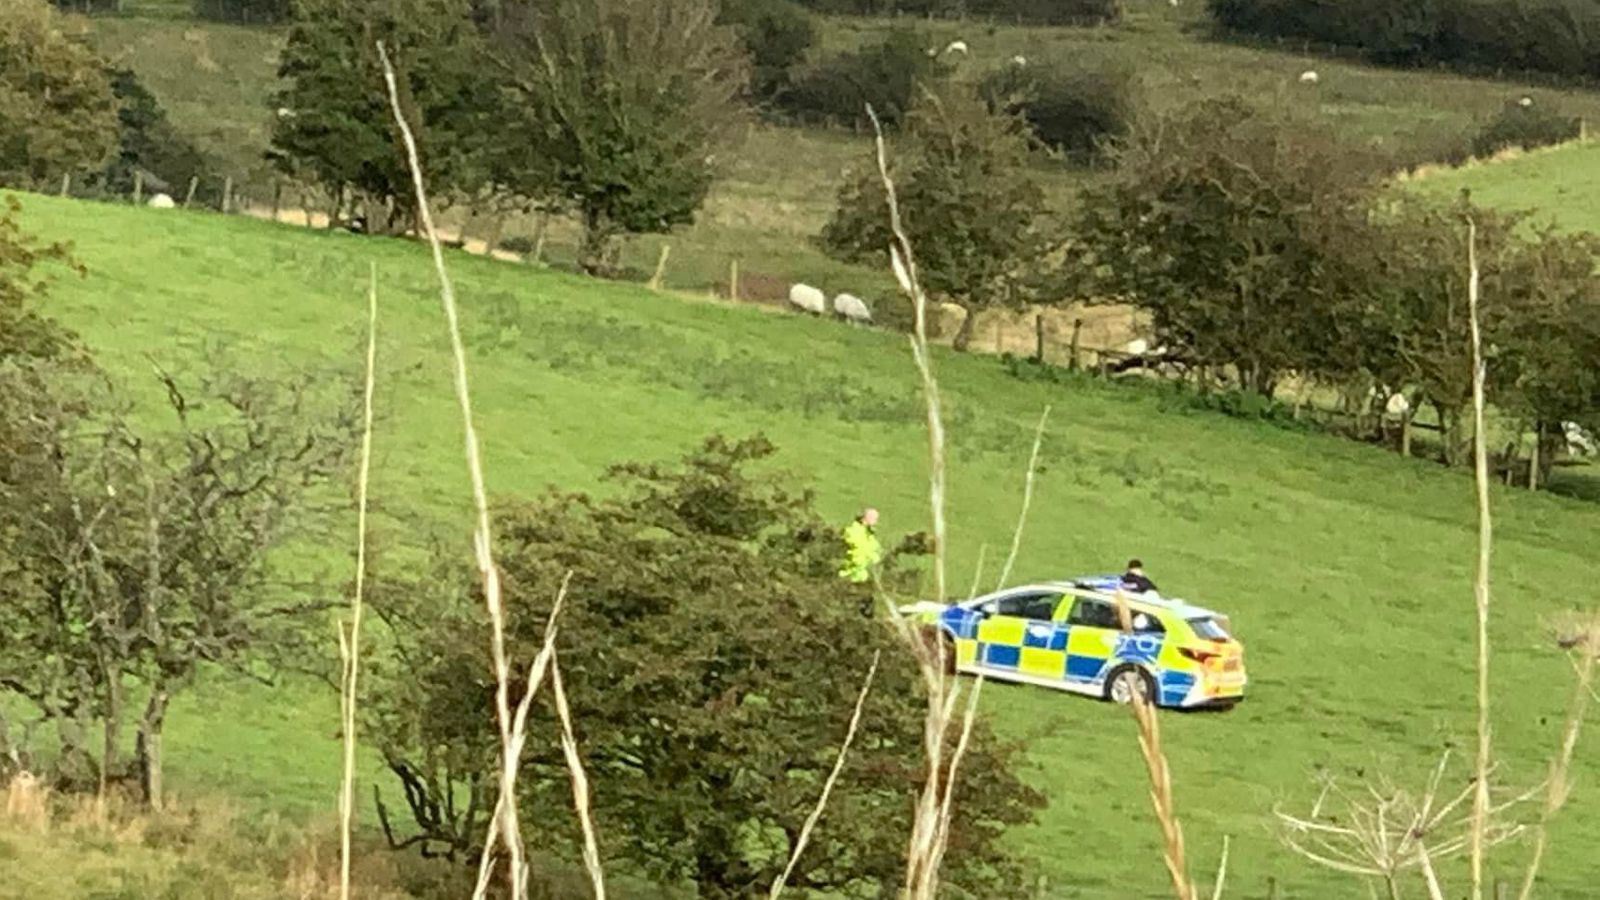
[10,191,1600,897]
[75,2,1600,303]
[1406,139,1600,234]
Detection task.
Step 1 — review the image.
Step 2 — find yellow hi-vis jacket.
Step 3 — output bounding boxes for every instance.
[839,519,883,584]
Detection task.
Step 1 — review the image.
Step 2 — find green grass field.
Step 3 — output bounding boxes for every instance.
[1408,139,1600,234]
[9,191,1600,898]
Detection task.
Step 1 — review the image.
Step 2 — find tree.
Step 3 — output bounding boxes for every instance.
[718,0,817,103]
[1075,97,1378,395]
[484,0,749,275]
[0,360,357,802]
[269,0,496,234]
[779,27,948,130]
[102,68,211,199]
[370,435,1040,897]
[0,0,119,191]
[821,86,1052,349]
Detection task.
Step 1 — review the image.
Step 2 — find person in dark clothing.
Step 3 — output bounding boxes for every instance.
[1120,558,1159,595]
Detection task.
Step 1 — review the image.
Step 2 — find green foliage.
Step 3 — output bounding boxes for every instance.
[269,0,495,234]
[1471,98,1582,158]
[192,0,292,24]
[371,435,1039,898]
[1075,97,1379,395]
[485,0,749,275]
[778,27,949,129]
[1207,0,1600,82]
[718,0,818,103]
[791,0,1120,25]
[0,0,119,191]
[821,86,1052,349]
[0,197,81,366]
[979,59,1138,166]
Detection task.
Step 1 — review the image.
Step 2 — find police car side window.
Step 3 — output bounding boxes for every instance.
[1068,598,1120,629]
[994,591,1059,621]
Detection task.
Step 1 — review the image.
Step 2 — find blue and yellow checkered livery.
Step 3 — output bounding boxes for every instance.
[912,577,1246,709]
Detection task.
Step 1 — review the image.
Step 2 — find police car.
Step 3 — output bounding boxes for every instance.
[902,576,1246,709]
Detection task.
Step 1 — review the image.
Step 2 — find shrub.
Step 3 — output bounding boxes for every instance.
[370,435,1041,897]
[1471,98,1581,158]
[779,27,949,129]
[980,59,1138,165]
[719,0,817,102]
[1207,0,1600,82]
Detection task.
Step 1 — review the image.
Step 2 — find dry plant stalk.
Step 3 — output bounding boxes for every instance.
[865,103,983,900]
[995,406,1051,591]
[1464,218,1493,900]
[550,647,606,900]
[472,576,575,900]
[379,44,590,900]
[336,262,379,900]
[768,650,881,900]
[1517,615,1600,900]
[1275,750,1538,900]
[1112,591,1195,900]
[1209,835,1230,900]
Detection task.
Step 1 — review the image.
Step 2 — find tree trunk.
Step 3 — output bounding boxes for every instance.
[137,688,171,809]
[952,307,977,351]
[101,672,123,793]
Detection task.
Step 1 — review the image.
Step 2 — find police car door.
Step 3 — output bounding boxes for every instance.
[974,589,1065,675]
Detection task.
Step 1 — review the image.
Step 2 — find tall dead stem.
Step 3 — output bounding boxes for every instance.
[1464,217,1492,900]
[866,103,977,900]
[379,42,528,900]
[995,406,1050,591]
[550,647,606,900]
[336,262,379,900]
[1113,591,1195,900]
[1517,617,1600,900]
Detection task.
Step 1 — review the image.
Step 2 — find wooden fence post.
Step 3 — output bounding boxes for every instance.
[1266,876,1279,900]
[271,181,282,222]
[1034,313,1045,363]
[485,213,505,257]
[648,244,672,291]
[1401,411,1414,458]
[532,210,550,262]
[221,176,233,214]
[132,170,144,206]
[1069,318,1083,371]
[59,173,71,198]
[729,259,740,301]
[183,176,199,208]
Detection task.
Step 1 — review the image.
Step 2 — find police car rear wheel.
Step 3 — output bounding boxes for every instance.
[1106,666,1155,705]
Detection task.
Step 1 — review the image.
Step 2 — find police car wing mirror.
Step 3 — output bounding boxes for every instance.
[978,601,998,616]
[1132,613,1151,631]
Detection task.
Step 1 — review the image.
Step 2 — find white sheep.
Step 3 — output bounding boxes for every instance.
[147,193,176,209]
[944,39,969,56]
[1519,96,1535,108]
[1385,392,1412,418]
[788,283,827,316]
[1010,54,1027,67]
[1299,70,1320,85]
[832,292,872,324]
[1122,337,1150,356]
[1563,421,1595,457]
